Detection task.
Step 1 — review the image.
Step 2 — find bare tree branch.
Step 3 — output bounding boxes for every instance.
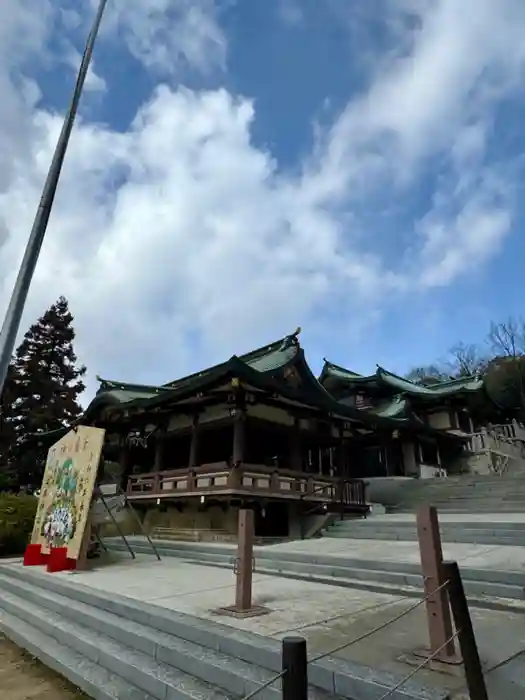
[406,365,450,385]
[487,317,525,358]
[485,316,525,415]
[445,342,489,377]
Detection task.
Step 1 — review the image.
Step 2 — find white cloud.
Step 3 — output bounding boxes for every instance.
[0,0,524,396]
[277,0,304,28]
[102,0,227,76]
[64,46,107,93]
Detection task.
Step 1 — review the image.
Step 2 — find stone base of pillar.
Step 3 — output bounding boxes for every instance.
[212,604,271,619]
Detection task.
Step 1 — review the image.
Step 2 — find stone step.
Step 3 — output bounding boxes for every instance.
[0,610,152,700]
[393,508,525,515]
[0,586,234,700]
[0,564,448,700]
[117,536,523,583]
[339,519,525,531]
[0,573,279,700]
[324,528,525,546]
[344,514,525,534]
[105,540,525,603]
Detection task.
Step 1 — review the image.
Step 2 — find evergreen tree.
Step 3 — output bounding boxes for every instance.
[0,362,19,491]
[11,296,86,488]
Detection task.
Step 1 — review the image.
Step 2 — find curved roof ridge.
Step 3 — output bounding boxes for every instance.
[95,376,169,394]
[425,373,482,387]
[321,359,364,377]
[161,329,301,388]
[375,366,484,396]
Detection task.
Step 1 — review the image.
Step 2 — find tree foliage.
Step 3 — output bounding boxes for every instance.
[0,492,38,556]
[0,297,86,491]
[406,315,525,419]
[405,365,450,386]
[446,342,489,377]
[484,318,525,415]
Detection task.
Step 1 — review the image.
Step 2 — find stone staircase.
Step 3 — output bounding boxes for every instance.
[0,562,450,700]
[385,472,525,513]
[104,537,525,604]
[324,517,525,546]
[151,526,237,543]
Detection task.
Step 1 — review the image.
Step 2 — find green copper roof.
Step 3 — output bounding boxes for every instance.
[376,367,484,397]
[31,329,469,446]
[94,331,302,406]
[320,359,484,400]
[319,360,375,384]
[368,396,411,419]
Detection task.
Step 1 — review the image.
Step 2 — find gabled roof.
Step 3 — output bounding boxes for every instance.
[94,331,302,409]
[320,359,484,400]
[375,366,484,398]
[319,360,376,387]
[31,333,468,446]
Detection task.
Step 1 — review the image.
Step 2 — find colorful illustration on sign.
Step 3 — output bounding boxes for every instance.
[31,426,106,560]
[40,458,78,547]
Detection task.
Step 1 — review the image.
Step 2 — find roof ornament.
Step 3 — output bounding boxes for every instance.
[278,326,302,351]
[95,374,116,390]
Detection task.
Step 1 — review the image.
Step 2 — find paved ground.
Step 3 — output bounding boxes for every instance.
[48,555,525,698]
[364,513,525,523]
[265,536,525,570]
[126,527,525,571]
[6,513,525,698]
[0,636,87,700]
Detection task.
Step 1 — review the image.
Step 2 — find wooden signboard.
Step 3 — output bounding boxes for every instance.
[31,426,105,560]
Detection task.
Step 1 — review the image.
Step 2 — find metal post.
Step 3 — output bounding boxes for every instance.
[416,505,458,661]
[120,487,161,561]
[282,637,308,700]
[442,561,488,700]
[98,489,136,560]
[235,508,254,611]
[0,0,108,397]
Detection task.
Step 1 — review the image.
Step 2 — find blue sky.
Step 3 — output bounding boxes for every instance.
[1,0,525,396]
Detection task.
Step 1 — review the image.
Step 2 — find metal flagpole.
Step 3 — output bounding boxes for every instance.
[0,0,108,397]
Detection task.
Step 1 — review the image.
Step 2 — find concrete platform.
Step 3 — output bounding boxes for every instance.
[6,555,525,699]
[123,528,525,572]
[269,536,525,571]
[0,557,450,700]
[366,514,525,523]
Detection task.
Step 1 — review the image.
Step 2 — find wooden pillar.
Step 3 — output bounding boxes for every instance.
[214,508,270,618]
[336,424,345,478]
[416,506,458,662]
[232,409,246,465]
[154,434,165,471]
[290,418,302,471]
[235,508,254,611]
[189,414,200,468]
[119,443,132,492]
[442,561,488,699]
[75,512,93,572]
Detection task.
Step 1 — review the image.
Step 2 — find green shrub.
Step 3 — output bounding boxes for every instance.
[0,493,38,557]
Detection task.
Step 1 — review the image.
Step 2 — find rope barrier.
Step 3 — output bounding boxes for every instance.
[270,595,408,637]
[240,670,285,700]
[375,630,461,700]
[309,579,450,663]
[484,646,525,675]
[240,579,453,700]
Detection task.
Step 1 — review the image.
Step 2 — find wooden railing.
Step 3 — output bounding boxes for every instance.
[126,462,367,508]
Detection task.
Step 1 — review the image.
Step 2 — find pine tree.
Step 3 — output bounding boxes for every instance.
[11,296,86,489]
[0,362,19,491]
